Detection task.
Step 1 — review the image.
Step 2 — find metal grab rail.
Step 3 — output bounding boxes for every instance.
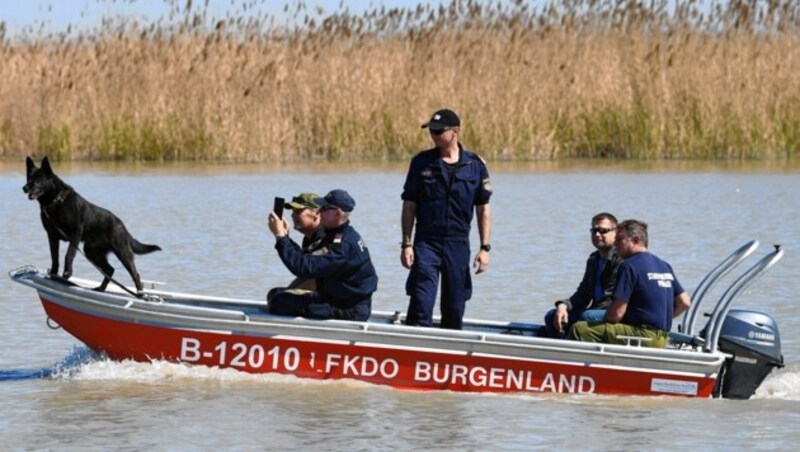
[704,245,784,353]
[681,240,759,335]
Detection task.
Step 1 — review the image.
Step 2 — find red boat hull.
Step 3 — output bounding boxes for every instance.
[41,297,718,397]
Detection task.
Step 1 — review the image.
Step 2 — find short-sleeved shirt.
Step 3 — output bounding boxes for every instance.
[401,145,492,238]
[613,251,685,331]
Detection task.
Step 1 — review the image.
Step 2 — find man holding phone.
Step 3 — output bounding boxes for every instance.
[266,192,326,302]
[266,189,378,321]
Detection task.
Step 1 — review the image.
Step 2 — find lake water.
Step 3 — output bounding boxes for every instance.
[1,161,799,449]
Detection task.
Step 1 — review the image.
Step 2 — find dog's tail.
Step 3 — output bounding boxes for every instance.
[131,239,162,255]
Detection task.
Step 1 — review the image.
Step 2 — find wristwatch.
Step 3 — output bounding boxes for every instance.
[480,244,491,252]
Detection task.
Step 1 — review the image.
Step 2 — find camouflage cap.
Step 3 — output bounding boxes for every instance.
[285,192,321,210]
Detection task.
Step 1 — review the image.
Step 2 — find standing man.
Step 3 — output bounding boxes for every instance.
[267,189,378,321]
[543,212,622,338]
[568,219,692,348]
[266,192,325,302]
[401,108,493,330]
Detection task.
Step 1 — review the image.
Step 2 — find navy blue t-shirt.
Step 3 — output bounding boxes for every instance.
[613,252,685,331]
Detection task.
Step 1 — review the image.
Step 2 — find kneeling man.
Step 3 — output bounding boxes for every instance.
[568,219,691,348]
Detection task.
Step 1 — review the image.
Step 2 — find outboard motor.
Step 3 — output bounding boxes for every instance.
[712,308,784,399]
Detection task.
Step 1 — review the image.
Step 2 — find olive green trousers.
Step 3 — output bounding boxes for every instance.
[568,321,669,348]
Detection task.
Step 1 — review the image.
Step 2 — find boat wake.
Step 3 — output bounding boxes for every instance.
[0,367,54,381]
[0,346,97,382]
[42,347,371,389]
[753,363,800,400]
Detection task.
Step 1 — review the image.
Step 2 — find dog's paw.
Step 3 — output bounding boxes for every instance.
[62,270,72,280]
[48,268,59,276]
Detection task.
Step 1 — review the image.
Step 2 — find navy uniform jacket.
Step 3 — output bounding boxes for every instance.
[401,145,492,238]
[275,221,378,308]
[562,248,623,312]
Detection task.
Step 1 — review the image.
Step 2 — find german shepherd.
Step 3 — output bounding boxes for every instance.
[23,156,161,293]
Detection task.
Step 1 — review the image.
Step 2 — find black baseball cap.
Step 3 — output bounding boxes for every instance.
[421,109,460,130]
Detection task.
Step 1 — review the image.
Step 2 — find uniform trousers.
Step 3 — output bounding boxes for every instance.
[268,290,371,321]
[405,237,472,329]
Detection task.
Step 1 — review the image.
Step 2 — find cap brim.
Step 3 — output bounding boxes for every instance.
[421,121,450,130]
[285,201,310,209]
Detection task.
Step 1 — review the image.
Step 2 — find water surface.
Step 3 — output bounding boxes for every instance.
[1,162,798,449]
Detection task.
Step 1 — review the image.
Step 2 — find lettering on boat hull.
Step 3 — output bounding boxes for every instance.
[180,336,599,394]
[414,361,596,393]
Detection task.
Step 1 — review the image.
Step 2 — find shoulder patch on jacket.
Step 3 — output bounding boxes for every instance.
[482,178,493,193]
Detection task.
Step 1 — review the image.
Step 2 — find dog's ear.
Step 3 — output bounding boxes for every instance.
[26,156,36,175]
[41,156,53,175]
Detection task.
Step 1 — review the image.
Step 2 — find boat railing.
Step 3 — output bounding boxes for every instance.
[703,245,784,353]
[681,240,759,336]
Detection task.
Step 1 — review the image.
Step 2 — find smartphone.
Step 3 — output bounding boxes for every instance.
[273,196,285,218]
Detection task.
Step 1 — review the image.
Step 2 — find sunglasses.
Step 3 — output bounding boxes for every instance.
[429,128,450,136]
[590,227,615,235]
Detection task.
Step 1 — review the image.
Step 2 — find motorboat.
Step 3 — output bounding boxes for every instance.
[9,240,784,399]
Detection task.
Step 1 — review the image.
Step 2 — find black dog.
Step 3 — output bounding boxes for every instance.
[23,156,161,293]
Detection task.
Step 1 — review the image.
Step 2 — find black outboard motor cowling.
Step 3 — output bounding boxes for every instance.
[712,308,784,399]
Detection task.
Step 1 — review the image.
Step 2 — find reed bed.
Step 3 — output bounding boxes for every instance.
[1,0,798,161]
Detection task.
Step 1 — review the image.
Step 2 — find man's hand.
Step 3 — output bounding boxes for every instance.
[401,246,414,269]
[474,249,489,274]
[554,303,569,332]
[267,212,289,238]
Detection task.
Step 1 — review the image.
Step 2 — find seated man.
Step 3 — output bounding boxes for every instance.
[266,189,378,321]
[266,192,325,302]
[543,212,622,338]
[568,219,691,348]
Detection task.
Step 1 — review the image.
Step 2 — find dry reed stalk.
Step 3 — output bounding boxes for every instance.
[0,0,798,162]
